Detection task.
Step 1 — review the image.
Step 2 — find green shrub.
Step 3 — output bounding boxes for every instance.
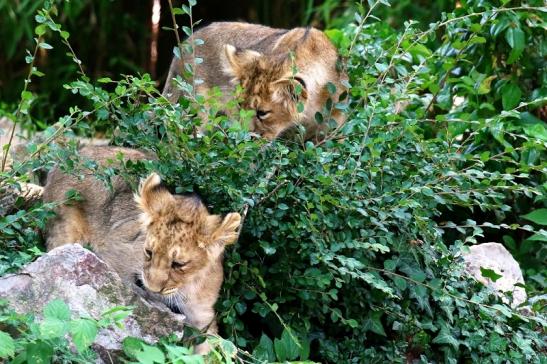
[0,299,132,363]
[1,0,546,362]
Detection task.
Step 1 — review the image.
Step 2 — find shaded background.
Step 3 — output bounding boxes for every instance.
[0,0,454,122]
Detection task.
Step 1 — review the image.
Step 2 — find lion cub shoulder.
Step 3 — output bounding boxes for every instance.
[163,22,347,140]
[42,146,153,281]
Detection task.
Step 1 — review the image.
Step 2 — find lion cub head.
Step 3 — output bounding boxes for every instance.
[134,173,241,295]
[222,44,309,140]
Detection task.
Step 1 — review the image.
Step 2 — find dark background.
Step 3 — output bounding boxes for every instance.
[0,0,454,122]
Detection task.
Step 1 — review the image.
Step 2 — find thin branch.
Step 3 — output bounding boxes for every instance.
[365,265,532,322]
[1,36,42,172]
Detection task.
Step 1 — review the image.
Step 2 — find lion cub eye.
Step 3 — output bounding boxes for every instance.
[171,261,189,270]
[256,109,270,121]
[144,249,152,261]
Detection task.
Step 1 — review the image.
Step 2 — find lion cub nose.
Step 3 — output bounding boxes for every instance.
[143,278,165,294]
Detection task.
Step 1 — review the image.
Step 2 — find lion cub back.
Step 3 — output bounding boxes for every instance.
[163,22,346,140]
[42,146,152,281]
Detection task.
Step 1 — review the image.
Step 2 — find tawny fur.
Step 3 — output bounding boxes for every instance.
[42,146,241,354]
[163,22,347,140]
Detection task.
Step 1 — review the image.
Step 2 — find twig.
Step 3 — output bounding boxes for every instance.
[348,0,383,55]
[366,265,533,322]
[1,37,42,172]
[256,180,288,206]
[237,204,249,238]
[166,0,185,71]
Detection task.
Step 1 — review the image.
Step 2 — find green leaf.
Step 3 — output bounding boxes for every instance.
[326,82,336,95]
[523,124,547,141]
[220,339,237,358]
[433,324,459,349]
[43,299,70,321]
[490,17,510,37]
[21,90,33,101]
[505,27,524,49]
[278,203,289,210]
[492,304,513,318]
[488,333,508,351]
[480,267,503,282]
[38,42,53,50]
[363,311,386,336]
[527,230,547,242]
[35,24,47,36]
[173,46,181,60]
[501,82,521,110]
[505,27,524,64]
[135,344,165,363]
[274,329,300,361]
[393,276,407,290]
[477,75,496,95]
[468,36,486,45]
[502,235,516,250]
[299,336,311,360]
[522,209,547,226]
[164,345,202,363]
[39,317,68,339]
[324,28,350,50]
[408,270,426,283]
[123,337,146,359]
[383,259,397,271]
[26,341,53,364]
[0,331,15,358]
[70,318,98,352]
[253,333,275,362]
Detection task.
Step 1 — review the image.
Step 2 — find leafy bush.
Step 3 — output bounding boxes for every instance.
[1,0,546,363]
[0,299,131,363]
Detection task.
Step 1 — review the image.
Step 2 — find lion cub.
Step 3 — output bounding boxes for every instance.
[163,22,346,140]
[43,146,241,354]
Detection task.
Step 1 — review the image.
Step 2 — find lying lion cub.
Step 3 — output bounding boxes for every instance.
[163,22,347,140]
[43,146,241,354]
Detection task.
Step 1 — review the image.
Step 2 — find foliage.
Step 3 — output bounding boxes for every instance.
[0,0,460,125]
[0,0,546,363]
[0,299,131,363]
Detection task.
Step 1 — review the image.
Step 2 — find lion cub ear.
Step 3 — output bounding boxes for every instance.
[222,44,262,80]
[273,76,308,105]
[135,173,175,219]
[201,212,242,250]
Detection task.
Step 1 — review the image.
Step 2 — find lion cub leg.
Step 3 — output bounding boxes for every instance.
[193,314,218,355]
[180,302,218,355]
[46,205,92,250]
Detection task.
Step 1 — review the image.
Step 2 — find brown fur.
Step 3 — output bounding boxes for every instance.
[163,22,347,140]
[42,146,241,354]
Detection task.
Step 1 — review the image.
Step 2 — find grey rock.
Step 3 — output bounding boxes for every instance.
[0,182,43,216]
[0,244,184,361]
[0,116,24,154]
[463,242,527,307]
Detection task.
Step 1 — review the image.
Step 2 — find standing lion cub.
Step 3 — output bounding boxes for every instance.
[163,22,347,140]
[42,146,241,354]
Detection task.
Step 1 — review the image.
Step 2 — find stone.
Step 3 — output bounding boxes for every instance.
[0,244,184,361]
[0,182,43,216]
[0,116,26,171]
[0,117,23,151]
[462,242,527,307]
